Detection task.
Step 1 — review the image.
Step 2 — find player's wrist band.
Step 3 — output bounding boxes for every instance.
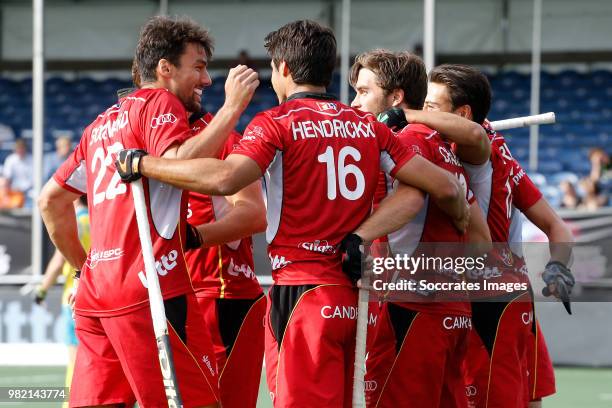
[74,270,81,279]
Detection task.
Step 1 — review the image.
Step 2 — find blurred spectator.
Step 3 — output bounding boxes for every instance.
[235,49,258,72]
[44,136,73,181]
[0,123,15,142]
[2,138,33,194]
[578,178,608,211]
[560,180,581,209]
[0,176,25,209]
[588,147,611,183]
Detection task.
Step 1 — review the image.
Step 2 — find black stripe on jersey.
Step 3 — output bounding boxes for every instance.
[270,284,317,350]
[286,92,336,102]
[165,295,188,343]
[387,303,419,355]
[216,294,264,357]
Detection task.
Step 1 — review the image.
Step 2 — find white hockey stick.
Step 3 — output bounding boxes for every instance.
[132,179,183,408]
[489,112,555,131]
[353,277,369,408]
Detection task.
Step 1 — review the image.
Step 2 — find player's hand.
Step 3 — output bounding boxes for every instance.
[223,65,260,114]
[68,277,79,319]
[541,261,574,314]
[33,285,46,305]
[377,107,408,131]
[115,149,147,182]
[340,233,365,285]
[452,198,470,234]
[185,223,203,250]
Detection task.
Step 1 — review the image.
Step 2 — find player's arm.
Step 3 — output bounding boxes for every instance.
[523,198,573,265]
[467,201,493,255]
[394,155,470,233]
[194,180,267,246]
[38,179,87,271]
[354,183,425,242]
[162,66,259,160]
[136,153,262,196]
[404,109,490,165]
[34,248,65,304]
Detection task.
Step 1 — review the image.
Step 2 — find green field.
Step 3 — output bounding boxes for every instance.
[0,366,610,407]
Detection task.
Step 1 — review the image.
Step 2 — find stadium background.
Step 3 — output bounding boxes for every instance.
[0,0,611,406]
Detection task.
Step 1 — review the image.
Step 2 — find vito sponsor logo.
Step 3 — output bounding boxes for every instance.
[299,240,336,254]
[90,111,129,145]
[87,247,124,268]
[269,254,291,270]
[320,305,378,326]
[150,113,177,129]
[443,316,472,330]
[228,258,256,280]
[138,249,179,288]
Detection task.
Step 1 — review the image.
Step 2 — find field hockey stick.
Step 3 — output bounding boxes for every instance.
[132,179,183,408]
[489,112,556,131]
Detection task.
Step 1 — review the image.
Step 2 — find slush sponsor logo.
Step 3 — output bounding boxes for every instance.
[443,316,472,330]
[151,113,177,129]
[90,111,129,145]
[138,250,179,288]
[228,258,256,280]
[299,240,336,254]
[88,247,124,268]
[269,254,291,270]
[320,306,378,325]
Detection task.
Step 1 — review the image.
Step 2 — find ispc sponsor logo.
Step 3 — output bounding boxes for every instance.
[138,249,179,288]
[299,240,336,254]
[443,316,472,330]
[88,247,124,268]
[151,113,177,129]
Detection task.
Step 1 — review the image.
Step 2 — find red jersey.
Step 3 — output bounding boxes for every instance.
[54,88,194,317]
[385,123,474,315]
[232,93,414,286]
[185,113,262,299]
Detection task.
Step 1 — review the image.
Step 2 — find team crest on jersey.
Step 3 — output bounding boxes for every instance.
[316,101,338,111]
[499,247,514,267]
[244,125,264,141]
[269,254,291,270]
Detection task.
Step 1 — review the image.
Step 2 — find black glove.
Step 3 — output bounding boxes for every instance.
[33,286,46,305]
[185,223,203,250]
[340,233,364,285]
[541,261,575,315]
[377,107,408,132]
[115,149,147,183]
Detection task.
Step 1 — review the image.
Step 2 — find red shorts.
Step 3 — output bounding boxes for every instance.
[70,294,219,408]
[525,318,556,401]
[197,294,266,408]
[265,284,378,408]
[464,291,533,408]
[366,303,470,408]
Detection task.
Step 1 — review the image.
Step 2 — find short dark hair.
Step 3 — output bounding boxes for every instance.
[264,20,336,87]
[349,49,427,110]
[135,16,214,83]
[429,64,491,124]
